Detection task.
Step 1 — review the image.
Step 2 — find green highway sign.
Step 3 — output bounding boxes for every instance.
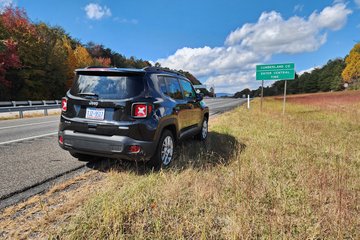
[256,63,295,81]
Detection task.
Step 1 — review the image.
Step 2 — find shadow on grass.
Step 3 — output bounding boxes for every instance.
[85,131,246,174]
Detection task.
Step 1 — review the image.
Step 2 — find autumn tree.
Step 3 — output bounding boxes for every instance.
[0,7,37,67]
[74,45,92,68]
[0,10,22,88]
[0,40,21,85]
[63,36,77,88]
[33,23,68,99]
[93,57,111,67]
[0,7,38,99]
[178,70,201,85]
[0,39,21,98]
[342,42,360,84]
[0,6,200,100]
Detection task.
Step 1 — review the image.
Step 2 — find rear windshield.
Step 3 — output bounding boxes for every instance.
[70,74,144,99]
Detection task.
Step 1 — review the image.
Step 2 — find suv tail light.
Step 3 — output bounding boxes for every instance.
[128,145,141,153]
[61,98,67,112]
[132,103,153,118]
[58,135,64,144]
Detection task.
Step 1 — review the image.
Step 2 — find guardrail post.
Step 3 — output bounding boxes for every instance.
[12,101,16,107]
[19,110,23,118]
[28,100,32,106]
[42,100,48,116]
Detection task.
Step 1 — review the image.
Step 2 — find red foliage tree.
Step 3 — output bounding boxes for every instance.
[0,39,21,87]
[1,7,36,38]
[0,7,36,88]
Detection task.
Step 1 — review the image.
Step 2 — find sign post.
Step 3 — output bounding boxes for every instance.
[260,80,264,111]
[256,63,295,113]
[283,80,287,115]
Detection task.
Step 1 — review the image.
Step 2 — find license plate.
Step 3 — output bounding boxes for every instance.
[85,107,105,120]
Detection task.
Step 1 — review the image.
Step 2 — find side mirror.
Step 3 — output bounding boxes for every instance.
[196,93,203,102]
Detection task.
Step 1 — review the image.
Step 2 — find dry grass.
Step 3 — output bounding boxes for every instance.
[274,90,360,111]
[50,93,359,239]
[1,92,358,239]
[0,171,106,239]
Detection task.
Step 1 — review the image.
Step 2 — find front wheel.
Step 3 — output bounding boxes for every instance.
[148,130,175,169]
[195,117,208,141]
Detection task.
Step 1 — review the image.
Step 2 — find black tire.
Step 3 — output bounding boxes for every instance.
[195,117,208,141]
[70,152,98,162]
[148,129,175,169]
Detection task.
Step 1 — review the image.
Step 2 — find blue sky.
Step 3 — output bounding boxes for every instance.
[2,0,360,93]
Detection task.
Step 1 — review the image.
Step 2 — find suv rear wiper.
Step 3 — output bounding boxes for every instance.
[78,92,99,99]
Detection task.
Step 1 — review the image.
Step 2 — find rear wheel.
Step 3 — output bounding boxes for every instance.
[195,117,208,141]
[148,130,175,168]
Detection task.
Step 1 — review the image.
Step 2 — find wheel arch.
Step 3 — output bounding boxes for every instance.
[154,118,179,143]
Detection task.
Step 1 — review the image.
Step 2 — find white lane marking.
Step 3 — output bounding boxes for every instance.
[0,132,58,145]
[0,120,58,130]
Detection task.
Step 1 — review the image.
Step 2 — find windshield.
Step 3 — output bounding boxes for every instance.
[70,74,144,100]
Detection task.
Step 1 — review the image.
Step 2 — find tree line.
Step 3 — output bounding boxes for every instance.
[0,7,202,101]
[234,42,360,98]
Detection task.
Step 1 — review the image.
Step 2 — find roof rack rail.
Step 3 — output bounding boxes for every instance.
[143,66,185,77]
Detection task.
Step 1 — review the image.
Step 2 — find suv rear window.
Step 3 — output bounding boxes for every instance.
[70,74,144,100]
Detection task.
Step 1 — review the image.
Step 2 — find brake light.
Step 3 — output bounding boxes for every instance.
[128,145,141,153]
[58,135,64,144]
[133,103,148,118]
[61,98,67,112]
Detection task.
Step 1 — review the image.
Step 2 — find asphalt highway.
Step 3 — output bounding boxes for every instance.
[0,98,246,208]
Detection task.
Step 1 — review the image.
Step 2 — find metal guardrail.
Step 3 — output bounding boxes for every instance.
[0,100,61,118]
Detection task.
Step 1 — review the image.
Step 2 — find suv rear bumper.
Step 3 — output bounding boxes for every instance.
[58,130,157,161]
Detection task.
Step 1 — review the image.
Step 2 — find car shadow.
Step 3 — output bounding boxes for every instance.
[85,131,246,174]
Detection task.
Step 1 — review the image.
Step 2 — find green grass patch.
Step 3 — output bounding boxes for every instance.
[56,98,360,239]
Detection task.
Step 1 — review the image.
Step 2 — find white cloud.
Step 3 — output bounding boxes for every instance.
[225,3,351,54]
[309,3,352,30]
[157,46,262,78]
[156,3,352,93]
[85,3,111,20]
[0,0,13,11]
[205,72,256,93]
[298,66,320,76]
[294,4,304,13]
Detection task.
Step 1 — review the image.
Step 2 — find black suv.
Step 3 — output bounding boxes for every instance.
[58,67,209,167]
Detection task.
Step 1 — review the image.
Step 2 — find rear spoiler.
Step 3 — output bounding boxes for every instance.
[75,68,146,76]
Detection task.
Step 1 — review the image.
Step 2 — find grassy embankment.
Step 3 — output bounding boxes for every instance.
[56,92,359,239]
